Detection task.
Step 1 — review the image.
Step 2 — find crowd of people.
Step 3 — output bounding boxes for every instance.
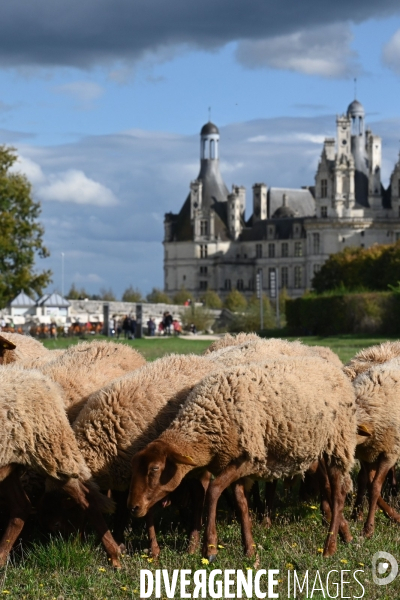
[111,311,190,338]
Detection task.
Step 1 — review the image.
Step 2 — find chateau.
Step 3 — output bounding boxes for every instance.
[164,99,400,298]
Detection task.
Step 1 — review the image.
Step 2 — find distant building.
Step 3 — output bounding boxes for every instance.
[164,99,400,298]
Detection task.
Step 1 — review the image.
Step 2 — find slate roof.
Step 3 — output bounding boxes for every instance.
[9,292,35,307]
[37,293,70,307]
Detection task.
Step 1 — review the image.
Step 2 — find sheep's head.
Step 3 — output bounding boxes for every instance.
[0,335,16,364]
[128,440,195,517]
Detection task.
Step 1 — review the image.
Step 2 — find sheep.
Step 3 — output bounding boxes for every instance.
[343,340,400,380]
[21,340,146,422]
[0,332,51,365]
[208,336,343,368]
[128,356,357,559]
[351,360,400,536]
[0,364,121,567]
[203,332,260,354]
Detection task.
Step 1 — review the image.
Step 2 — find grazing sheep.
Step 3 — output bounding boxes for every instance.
[128,356,357,559]
[0,332,51,365]
[0,365,121,567]
[344,340,400,380]
[352,360,400,536]
[203,332,260,354]
[22,340,146,422]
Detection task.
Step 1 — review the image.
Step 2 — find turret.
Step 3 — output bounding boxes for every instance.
[252,183,267,222]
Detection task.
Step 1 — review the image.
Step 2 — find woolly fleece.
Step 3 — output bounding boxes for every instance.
[344,341,400,380]
[0,365,91,481]
[354,360,400,465]
[160,357,357,481]
[203,332,260,354]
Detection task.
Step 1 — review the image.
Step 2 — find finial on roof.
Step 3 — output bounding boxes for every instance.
[354,77,357,100]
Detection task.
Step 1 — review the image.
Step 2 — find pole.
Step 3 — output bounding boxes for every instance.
[259,269,263,331]
[61,252,65,298]
[276,267,280,328]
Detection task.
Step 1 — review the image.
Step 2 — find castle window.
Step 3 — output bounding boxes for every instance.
[248,278,254,291]
[321,206,328,218]
[256,244,262,258]
[281,243,289,257]
[183,275,186,281]
[210,139,215,159]
[313,233,320,254]
[281,267,288,288]
[200,244,208,258]
[200,266,208,274]
[321,179,328,198]
[225,279,231,290]
[294,266,302,288]
[200,220,208,236]
[268,243,275,258]
[313,264,321,274]
[294,242,303,257]
[199,281,208,291]
[237,279,244,291]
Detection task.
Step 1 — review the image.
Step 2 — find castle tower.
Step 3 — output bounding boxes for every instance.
[347,99,369,208]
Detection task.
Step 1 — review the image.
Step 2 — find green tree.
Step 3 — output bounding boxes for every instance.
[181,306,214,332]
[200,289,222,309]
[146,288,171,304]
[0,146,51,306]
[223,289,247,312]
[67,283,90,299]
[122,285,143,302]
[172,286,194,305]
[99,287,116,301]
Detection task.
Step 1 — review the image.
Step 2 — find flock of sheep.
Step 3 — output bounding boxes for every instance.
[0,331,399,568]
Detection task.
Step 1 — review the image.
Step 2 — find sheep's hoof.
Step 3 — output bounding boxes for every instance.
[207,554,217,563]
[362,527,374,539]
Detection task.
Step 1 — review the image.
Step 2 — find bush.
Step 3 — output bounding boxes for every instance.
[146,288,171,304]
[122,285,143,302]
[180,306,214,332]
[200,289,222,309]
[286,291,400,335]
[223,289,247,312]
[172,287,194,305]
[229,294,275,332]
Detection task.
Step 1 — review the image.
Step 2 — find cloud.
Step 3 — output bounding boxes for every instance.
[10,155,46,185]
[73,272,104,283]
[53,81,104,108]
[39,169,119,206]
[236,24,360,78]
[382,29,400,74]
[0,0,398,69]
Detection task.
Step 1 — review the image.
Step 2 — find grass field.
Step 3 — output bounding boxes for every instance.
[3,333,400,599]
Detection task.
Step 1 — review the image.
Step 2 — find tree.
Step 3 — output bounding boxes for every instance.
[146,288,171,304]
[223,289,247,312]
[200,289,222,309]
[67,283,90,300]
[172,286,194,305]
[311,242,400,293]
[122,285,143,302]
[99,287,116,301]
[0,146,51,306]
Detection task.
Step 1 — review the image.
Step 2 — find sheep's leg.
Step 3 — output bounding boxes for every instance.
[146,508,160,559]
[351,463,368,522]
[0,469,31,566]
[202,461,248,561]
[376,495,400,522]
[316,460,332,522]
[233,479,255,557]
[322,464,347,557]
[188,471,211,554]
[262,480,277,528]
[112,490,130,550]
[363,457,394,538]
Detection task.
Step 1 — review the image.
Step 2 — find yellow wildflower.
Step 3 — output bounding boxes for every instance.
[98,567,106,572]
[317,548,323,553]
[286,563,294,570]
[201,558,209,565]
[217,545,224,549]
[340,559,348,564]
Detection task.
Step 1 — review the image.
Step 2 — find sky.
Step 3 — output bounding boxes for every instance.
[2,0,400,298]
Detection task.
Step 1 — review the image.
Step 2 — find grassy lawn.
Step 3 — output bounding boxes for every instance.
[3,332,400,598]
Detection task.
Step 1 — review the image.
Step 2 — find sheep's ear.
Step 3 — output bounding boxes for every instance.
[167,448,195,465]
[357,424,372,437]
[0,335,16,350]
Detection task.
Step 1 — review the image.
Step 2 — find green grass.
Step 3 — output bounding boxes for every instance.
[4,332,400,598]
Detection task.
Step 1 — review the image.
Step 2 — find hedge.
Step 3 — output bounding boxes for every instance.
[285,292,400,335]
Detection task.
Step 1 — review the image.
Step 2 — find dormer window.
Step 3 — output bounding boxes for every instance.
[321,206,328,218]
[200,220,208,236]
[321,179,328,198]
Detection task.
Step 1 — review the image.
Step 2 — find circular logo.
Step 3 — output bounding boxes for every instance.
[372,552,398,586]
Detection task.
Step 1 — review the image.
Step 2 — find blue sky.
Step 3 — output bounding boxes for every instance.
[2,1,400,298]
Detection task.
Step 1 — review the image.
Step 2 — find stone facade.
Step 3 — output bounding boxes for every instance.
[164,99,400,299]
